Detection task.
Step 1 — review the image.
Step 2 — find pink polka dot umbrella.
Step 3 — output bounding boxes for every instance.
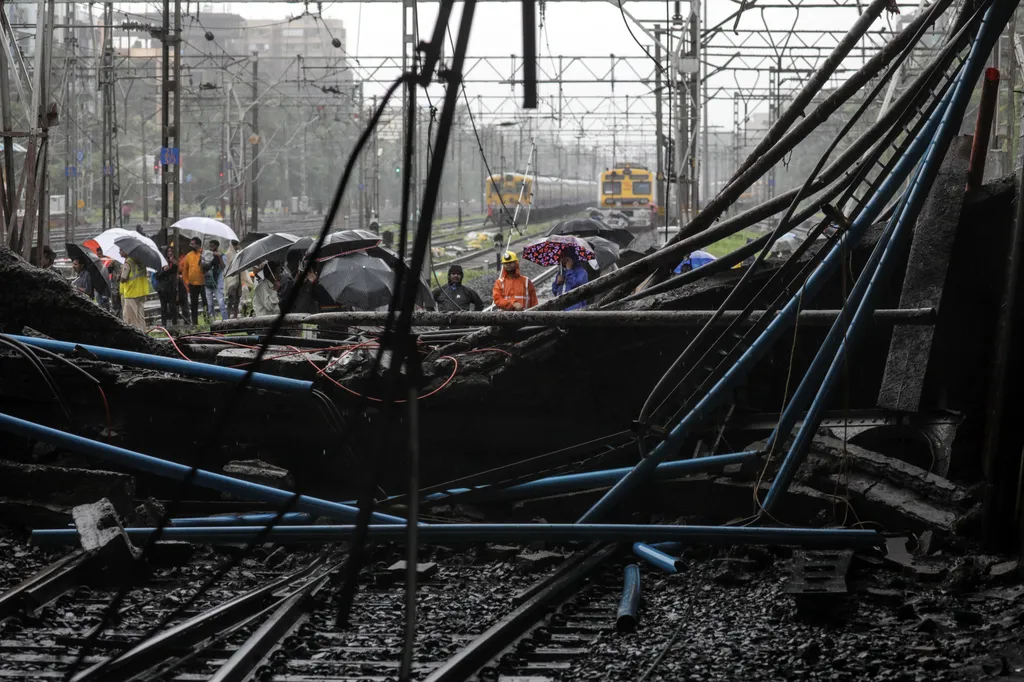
[522,234,596,267]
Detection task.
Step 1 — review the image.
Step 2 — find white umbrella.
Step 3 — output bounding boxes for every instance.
[84,228,167,267]
[172,217,239,242]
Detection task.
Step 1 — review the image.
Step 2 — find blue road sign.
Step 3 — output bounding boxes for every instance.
[358,183,364,191]
[185,173,193,183]
[76,150,84,162]
[160,147,180,166]
[65,166,77,177]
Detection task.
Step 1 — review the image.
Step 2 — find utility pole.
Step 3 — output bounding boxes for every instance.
[357,82,365,229]
[161,0,182,246]
[141,114,148,222]
[250,51,259,236]
[64,2,74,245]
[101,1,113,230]
[655,24,665,232]
[220,70,227,219]
[402,0,416,226]
[456,113,462,227]
[372,94,379,219]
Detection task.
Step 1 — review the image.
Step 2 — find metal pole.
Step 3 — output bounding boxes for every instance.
[141,110,148,223]
[0,0,13,239]
[655,25,664,234]
[250,51,258,236]
[172,0,180,238]
[32,524,885,550]
[160,0,170,236]
[210,307,937,331]
[967,67,1000,192]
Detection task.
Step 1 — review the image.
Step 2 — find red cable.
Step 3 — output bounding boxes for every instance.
[150,326,191,361]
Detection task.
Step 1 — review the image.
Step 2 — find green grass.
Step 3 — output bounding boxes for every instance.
[702,229,761,259]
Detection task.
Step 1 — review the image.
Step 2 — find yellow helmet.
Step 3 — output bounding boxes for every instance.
[501,251,518,264]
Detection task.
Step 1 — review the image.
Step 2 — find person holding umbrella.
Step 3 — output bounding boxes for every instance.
[154,246,180,327]
[492,252,537,311]
[118,248,151,330]
[70,256,96,300]
[552,245,589,310]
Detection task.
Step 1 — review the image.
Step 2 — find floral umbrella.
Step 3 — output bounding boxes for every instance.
[522,234,596,267]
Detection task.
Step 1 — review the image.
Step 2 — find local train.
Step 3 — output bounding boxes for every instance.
[484,173,599,226]
[599,164,655,228]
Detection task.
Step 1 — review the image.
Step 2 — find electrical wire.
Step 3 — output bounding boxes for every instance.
[62,74,412,682]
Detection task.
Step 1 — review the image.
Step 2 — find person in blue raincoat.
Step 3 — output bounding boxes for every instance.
[552,245,589,310]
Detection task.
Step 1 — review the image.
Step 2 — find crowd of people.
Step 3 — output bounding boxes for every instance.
[432,243,589,312]
[56,227,593,329]
[62,230,252,331]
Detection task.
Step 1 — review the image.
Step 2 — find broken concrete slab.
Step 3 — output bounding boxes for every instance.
[72,498,142,577]
[0,460,135,529]
[0,246,170,354]
[214,347,329,382]
[806,436,973,509]
[0,459,135,511]
[878,136,972,412]
[222,460,294,491]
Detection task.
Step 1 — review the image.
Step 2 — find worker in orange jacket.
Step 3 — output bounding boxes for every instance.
[492,251,538,311]
[178,236,208,325]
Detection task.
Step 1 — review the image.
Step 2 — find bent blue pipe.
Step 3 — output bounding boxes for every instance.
[0,411,405,525]
[31,523,883,548]
[6,334,312,395]
[616,564,642,633]
[576,37,972,525]
[431,451,758,503]
[765,188,913,455]
[633,542,683,574]
[762,9,1006,514]
[171,512,313,526]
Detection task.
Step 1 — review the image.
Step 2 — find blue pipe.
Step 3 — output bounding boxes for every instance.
[6,334,312,395]
[764,187,915,455]
[616,564,642,633]
[430,451,758,503]
[31,523,883,548]
[762,6,1008,513]
[171,512,313,526]
[0,411,405,525]
[576,36,972,525]
[633,542,684,574]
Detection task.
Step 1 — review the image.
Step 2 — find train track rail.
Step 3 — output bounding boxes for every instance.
[0,531,638,682]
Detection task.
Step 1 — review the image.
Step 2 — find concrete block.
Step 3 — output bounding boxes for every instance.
[72,498,142,578]
[222,460,294,491]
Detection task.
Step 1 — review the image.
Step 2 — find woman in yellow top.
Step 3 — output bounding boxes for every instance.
[119,250,151,331]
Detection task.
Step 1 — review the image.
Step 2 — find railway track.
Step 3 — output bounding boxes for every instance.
[0,530,641,682]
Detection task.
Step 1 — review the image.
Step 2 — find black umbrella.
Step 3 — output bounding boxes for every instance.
[317,251,435,310]
[65,243,110,296]
[113,235,163,271]
[317,251,396,310]
[309,229,382,260]
[586,236,622,271]
[226,232,311,277]
[549,217,634,249]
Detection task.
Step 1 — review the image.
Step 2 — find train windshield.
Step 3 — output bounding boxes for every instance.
[602,181,621,195]
[632,181,651,195]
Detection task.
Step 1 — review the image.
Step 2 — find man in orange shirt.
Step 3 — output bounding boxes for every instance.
[178,237,207,325]
[492,251,537,311]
